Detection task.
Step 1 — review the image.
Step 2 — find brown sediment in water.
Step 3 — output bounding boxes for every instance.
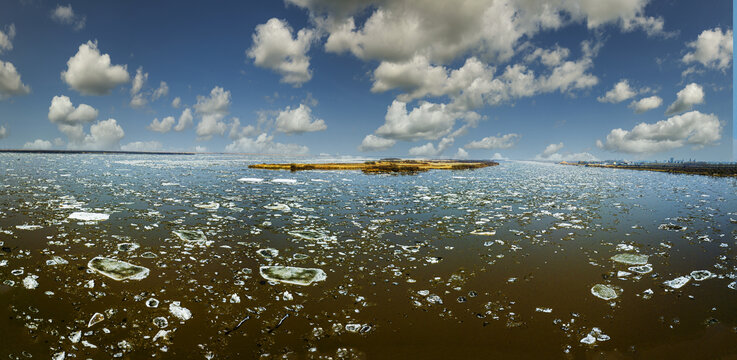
[559,161,737,177]
[249,159,499,173]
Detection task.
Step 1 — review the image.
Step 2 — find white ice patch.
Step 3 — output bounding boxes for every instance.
[68,212,110,221]
[22,274,39,289]
[15,224,42,230]
[238,177,264,183]
[169,301,192,321]
[271,178,297,184]
[664,276,691,289]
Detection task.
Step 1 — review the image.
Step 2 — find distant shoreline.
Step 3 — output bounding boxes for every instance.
[0,149,196,155]
[560,161,737,177]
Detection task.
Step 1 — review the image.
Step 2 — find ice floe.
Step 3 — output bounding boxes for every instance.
[87,257,150,281]
[591,284,619,300]
[194,202,220,210]
[88,312,105,327]
[173,230,209,245]
[689,270,715,281]
[22,274,39,289]
[664,276,690,289]
[68,212,110,221]
[256,248,279,259]
[237,177,264,183]
[611,253,648,265]
[259,266,327,286]
[169,301,192,321]
[271,178,297,184]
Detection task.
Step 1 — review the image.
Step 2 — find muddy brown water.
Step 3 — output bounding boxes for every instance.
[0,154,735,359]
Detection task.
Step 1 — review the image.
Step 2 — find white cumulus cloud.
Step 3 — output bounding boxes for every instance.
[682,27,733,71]
[194,87,230,140]
[51,4,86,30]
[597,79,636,103]
[375,100,459,141]
[465,133,520,149]
[174,108,194,132]
[535,142,597,161]
[171,96,181,108]
[61,41,129,96]
[147,116,175,133]
[275,104,327,134]
[0,60,31,99]
[597,111,721,154]
[665,83,704,116]
[48,95,98,125]
[358,134,396,152]
[0,23,15,53]
[0,125,6,139]
[247,18,315,86]
[23,139,52,150]
[629,95,662,113]
[225,133,309,154]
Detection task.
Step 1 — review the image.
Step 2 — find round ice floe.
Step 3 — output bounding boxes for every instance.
[169,301,192,321]
[145,298,159,308]
[591,284,619,300]
[689,270,715,281]
[153,316,168,328]
[628,264,653,274]
[256,248,279,259]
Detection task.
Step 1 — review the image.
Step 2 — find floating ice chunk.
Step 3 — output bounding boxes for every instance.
[664,276,690,289]
[117,243,139,252]
[288,229,329,242]
[282,291,293,301]
[426,295,443,304]
[153,317,168,328]
[68,212,109,221]
[400,245,421,252]
[611,253,648,265]
[728,282,737,290]
[161,182,179,186]
[580,327,610,344]
[580,334,596,345]
[642,288,654,299]
[173,230,208,245]
[628,264,653,274]
[535,307,553,313]
[15,224,42,230]
[470,230,496,236]
[88,257,150,281]
[169,301,192,321]
[146,298,159,308]
[425,256,441,264]
[88,312,105,327]
[293,253,309,260]
[689,270,715,281]
[194,202,220,210]
[417,290,430,296]
[658,223,686,231]
[272,178,297,184]
[259,266,327,286]
[69,331,81,343]
[229,294,241,303]
[345,324,361,333]
[52,351,65,360]
[615,244,635,251]
[264,203,290,211]
[591,284,619,300]
[256,248,279,259]
[141,252,157,258]
[22,274,39,289]
[153,330,170,342]
[238,177,264,183]
[617,271,631,278]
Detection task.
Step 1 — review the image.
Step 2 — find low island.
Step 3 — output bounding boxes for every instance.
[249,159,499,174]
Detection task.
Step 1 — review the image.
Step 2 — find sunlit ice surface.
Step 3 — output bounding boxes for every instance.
[0,153,735,358]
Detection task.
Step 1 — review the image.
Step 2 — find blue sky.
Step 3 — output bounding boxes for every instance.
[0,0,732,161]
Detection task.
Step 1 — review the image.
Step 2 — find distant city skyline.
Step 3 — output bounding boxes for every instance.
[0,0,733,161]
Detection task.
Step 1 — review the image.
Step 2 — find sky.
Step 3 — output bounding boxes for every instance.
[0,0,733,161]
